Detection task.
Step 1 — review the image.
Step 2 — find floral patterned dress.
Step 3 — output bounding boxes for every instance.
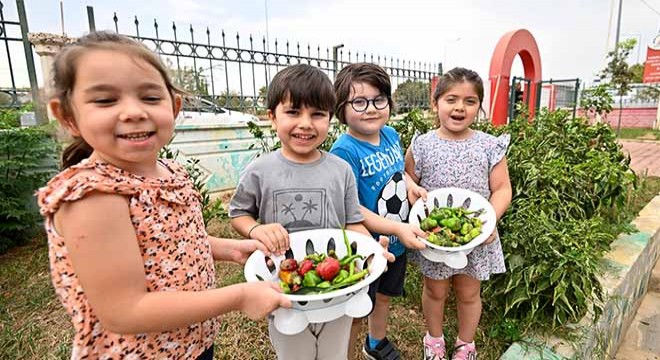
[409,130,509,281]
[37,159,218,359]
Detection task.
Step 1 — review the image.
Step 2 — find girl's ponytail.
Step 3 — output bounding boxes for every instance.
[61,138,93,169]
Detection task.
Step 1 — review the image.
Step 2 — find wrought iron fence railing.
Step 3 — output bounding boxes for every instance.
[86,6,441,115]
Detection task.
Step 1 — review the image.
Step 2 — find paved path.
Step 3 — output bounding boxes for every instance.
[615,140,660,360]
[619,140,660,177]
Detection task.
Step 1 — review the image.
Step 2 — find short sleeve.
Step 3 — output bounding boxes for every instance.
[343,166,364,225]
[37,165,141,217]
[411,133,424,179]
[488,134,510,172]
[228,164,261,219]
[330,147,360,188]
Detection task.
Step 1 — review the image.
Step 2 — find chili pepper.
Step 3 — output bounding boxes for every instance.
[332,269,349,285]
[339,254,363,266]
[316,257,341,281]
[279,270,301,286]
[317,281,331,288]
[298,259,314,276]
[304,253,324,264]
[280,258,298,271]
[469,228,481,239]
[279,281,291,294]
[460,222,473,235]
[302,270,322,287]
[342,227,352,257]
[421,217,438,231]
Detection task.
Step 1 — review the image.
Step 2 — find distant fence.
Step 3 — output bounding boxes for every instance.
[86,6,442,114]
[0,0,39,110]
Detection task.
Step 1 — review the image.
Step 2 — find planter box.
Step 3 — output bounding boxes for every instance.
[500,195,660,359]
[169,121,272,198]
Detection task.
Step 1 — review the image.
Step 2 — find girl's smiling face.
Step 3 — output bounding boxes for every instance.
[434,81,481,140]
[53,49,181,175]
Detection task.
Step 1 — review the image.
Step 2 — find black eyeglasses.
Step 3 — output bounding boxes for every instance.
[346,95,390,112]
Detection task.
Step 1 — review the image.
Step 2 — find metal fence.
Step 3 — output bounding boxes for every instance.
[606,83,659,108]
[536,78,580,117]
[0,0,39,109]
[87,6,441,115]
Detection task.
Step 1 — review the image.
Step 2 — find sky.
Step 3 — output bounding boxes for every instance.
[2,0,659,94]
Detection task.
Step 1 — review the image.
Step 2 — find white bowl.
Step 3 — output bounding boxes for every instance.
[409,187,496,269]
[244,228,387,334]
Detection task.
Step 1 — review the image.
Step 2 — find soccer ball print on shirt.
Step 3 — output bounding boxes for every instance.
[377,171,409,222]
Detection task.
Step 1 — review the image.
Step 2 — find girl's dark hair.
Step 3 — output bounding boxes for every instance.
[52,31,183,168]
[266,64,336,118]
[431,67,484,126]
[333,63,393,124]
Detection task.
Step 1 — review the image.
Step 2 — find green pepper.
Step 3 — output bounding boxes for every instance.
[342,227,352,257]
[440,217,460,231]
[279,281,291,294]
[302,270,322,287]
[469,228,481,239]
[339,254,363,266]
[421,217,438,231]
[332,269,349,285]
[317,281,331,288]
[460,222,473,235]
[427,232,441,245]
[304,253,324,264]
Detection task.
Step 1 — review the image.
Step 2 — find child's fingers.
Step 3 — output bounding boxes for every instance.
[418,186,428,202]
[268,282,292,308]
[273,225,289,254]
[378,236,396,263]
[249,239,269,254]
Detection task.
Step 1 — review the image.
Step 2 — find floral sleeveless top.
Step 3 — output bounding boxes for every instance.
[37,159,218,359]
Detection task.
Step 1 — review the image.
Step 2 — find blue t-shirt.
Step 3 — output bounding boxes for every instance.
[330,126,409,256]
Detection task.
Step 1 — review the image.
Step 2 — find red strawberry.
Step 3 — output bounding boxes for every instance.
[316,257,340,281]
[298,259,314,276]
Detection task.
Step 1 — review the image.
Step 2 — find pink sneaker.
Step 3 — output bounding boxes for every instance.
[452,339,477,360]
[423,333,446,360]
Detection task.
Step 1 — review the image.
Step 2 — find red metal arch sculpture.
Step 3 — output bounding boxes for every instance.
[489,29,542,125]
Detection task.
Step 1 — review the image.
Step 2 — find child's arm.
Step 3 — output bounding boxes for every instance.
[230,215,289,255]
[485,156,512,244]
[358,206,425,249]
[346,222,396,263]
[207,236,269,264]
[405,147,426,204]
[56,193,290,335]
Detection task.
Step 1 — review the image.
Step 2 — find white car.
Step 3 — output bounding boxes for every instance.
[177,97,260,126]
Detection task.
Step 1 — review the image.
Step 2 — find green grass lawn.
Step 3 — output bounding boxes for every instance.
[2,177,659,359]
[617,128,660,140]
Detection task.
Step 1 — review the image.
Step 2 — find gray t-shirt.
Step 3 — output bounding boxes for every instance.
[229,149,364,231]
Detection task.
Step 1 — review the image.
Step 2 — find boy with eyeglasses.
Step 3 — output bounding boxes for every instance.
[330,63,426,360]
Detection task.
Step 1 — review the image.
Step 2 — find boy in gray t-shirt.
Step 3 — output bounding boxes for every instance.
[229,64,382,360]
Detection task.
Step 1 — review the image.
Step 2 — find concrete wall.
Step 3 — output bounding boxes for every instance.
[579,107,657,128]
[169,121,273,198]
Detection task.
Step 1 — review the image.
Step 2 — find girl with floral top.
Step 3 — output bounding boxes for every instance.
[37,31,290,360]
[405,67,512,360]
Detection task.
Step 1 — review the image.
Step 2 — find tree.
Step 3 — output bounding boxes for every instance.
[630,63,644,83]
[579,84,613,122]
[599,38,637,134]
[164,59,209,96]
[393,80,430,114]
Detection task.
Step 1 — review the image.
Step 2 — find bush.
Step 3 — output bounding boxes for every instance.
[472,109,636,330]
[0,127,58,253]
[160,146,227,225]
[0,103,34,129]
